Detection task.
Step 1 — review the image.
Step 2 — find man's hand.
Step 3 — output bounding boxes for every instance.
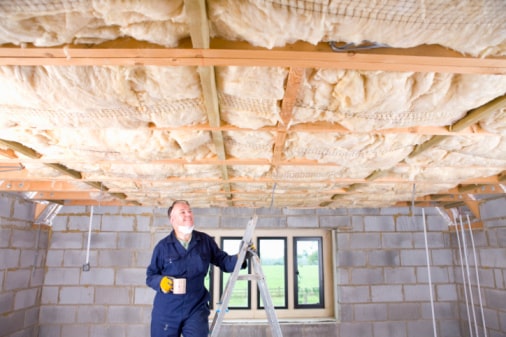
[246,242,256,259]
[241,242,256,269]
[160,276,173,293]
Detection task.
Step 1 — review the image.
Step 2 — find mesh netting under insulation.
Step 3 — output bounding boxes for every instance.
[1,0,505,54]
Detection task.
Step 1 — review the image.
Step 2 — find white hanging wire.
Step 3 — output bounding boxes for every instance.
[270,182,277,208]
[422,208,438,337]
[32,222,42,276]
[455,212,474,337]
[459,215,479,337]
[83,205,94,271]
[466,214,487,337]
[411,184,437,337]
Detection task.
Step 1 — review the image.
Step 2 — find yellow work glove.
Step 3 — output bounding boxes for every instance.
[160,276,173,294]
[241,242,257,269]
[246,242,256,259]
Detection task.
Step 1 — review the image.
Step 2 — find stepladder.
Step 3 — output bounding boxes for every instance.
[209,215,283,337]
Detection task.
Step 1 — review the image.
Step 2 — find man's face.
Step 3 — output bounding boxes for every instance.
[170,202,194,231]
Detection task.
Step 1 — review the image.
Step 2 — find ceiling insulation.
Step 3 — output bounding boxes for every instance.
[1,0,506,211]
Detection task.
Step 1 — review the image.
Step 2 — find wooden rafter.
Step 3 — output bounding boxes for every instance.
[0,180,90,192]
[1,33,505,207]
[409,94,506,158]
[185,0,233,204]
[319,94,506,206]
[0,148,17,159]
[1,167,505,185]
[273,67,304,164]
[0,138,129,203]
[148,121,494,136]
[0,139,41,158]
[450,94,506,131]
[1,40,506,74]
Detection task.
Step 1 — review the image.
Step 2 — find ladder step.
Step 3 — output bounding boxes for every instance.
[237,274,261,281]
[209,215,283,337]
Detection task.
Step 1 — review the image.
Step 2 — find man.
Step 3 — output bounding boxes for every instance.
[146,200,242,337]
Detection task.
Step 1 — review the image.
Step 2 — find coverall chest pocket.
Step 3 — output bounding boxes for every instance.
[196,251,210,273]
[163,255,185,277]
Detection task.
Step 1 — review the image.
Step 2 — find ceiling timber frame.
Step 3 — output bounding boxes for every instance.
[1,0,506,221]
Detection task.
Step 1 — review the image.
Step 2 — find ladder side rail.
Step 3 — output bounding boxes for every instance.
[209,215,258,337]
[209,241,247,337]
[251,254,284,337]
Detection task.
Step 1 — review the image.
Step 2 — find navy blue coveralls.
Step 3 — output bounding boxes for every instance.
[146,230,238,337]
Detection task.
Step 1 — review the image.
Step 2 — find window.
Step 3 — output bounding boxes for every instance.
[294,237,324,308]
[258,237,287,309]
[208,228,334,320]
[220,237,251,309]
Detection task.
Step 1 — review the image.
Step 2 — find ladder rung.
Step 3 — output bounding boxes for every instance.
[237,274,261,281]
[209,215,283,337]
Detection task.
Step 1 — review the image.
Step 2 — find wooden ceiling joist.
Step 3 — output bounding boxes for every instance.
[273,67,304,164]
[152,121,494,136]
[185,0,233,204]
[0,139,131,203]
[0,180,87,192]
[1,40,506,74]
[409,94,506,159]
[450,94,506,132]
[0,139,41,159]
[1,9,505,209]
[33,201,62,226]
[320,94,506,207]
[0,148,17,159]
[1,171,505,187]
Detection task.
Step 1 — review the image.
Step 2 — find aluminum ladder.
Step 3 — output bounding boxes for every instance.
[209,215,283,337]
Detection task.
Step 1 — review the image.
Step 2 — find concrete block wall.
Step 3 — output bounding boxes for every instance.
[336,207,460,337]
[36,203,466,337]
[0,192,49,337]
[453,197,506,337]
[1,191,504,337]
[38,205,159,337]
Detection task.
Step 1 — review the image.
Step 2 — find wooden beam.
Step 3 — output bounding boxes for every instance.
[1,40,505,74]
[0,148,17,159]
[457,183,506,194]
[417,194,480,202]
[29,190,128,201]
[273,67,304,164]
[31,191,100,200]
[0,137,128,201]
[185,0,232,203]
[2,171,505,186]
[44,163,82,179]
[448,222,484,231]
[33,202,63,225]
[450,94,506,132]
[0,139,42,159]
[153,121,494,136]
[63,199,138,207]
[0,163,23,172]
[462,197,482,221]
[408,135,448,159]
[280,68,304,126]
[323,95,506,205]
[184,0,210,49]
[409,95,506,159]
[34,202,49,219]
[0,180,90,192]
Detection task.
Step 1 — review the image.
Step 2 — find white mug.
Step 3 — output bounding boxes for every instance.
[171,278,186,294]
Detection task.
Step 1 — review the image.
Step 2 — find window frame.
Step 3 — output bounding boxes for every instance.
[293,236,325,309]
[209,228,334,320]
[219,236,251,310]
[257,236,288,309]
